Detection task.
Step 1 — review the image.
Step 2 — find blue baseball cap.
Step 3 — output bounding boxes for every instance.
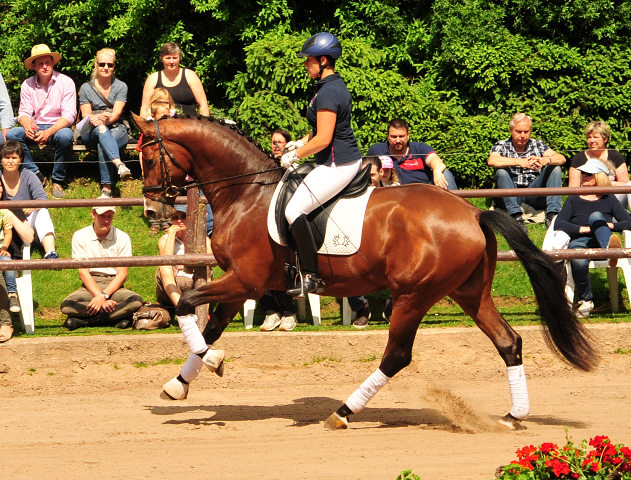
[577,159,610,175]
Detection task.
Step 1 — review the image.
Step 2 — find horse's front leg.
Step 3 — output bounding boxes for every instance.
[325,293,430,430]
[175,269,258,316]
[203,301,246,344]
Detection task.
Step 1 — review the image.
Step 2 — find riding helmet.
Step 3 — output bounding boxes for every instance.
[297,32,342,59]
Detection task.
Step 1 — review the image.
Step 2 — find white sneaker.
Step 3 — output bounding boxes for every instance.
[117,164,132,181]
[577,300,594,318]
[260,312,281,331]
[8,293,20,313]
[279,314,297,332]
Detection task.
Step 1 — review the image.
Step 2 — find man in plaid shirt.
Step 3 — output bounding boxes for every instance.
[488,113,565,232]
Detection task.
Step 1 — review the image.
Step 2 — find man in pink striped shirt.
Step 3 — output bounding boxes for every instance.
[6,44,76,198]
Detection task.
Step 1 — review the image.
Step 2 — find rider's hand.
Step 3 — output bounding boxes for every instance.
[284,140,304,153]
[281,151,300,169]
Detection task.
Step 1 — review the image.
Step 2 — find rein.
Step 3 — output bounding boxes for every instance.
[183,167,283,190]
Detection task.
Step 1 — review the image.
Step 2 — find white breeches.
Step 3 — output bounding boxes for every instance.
[26,208,55,243]
[285,159,362,225]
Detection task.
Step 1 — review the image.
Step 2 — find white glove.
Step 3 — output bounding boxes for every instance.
[284,140,304,152]
[281,151,300,169]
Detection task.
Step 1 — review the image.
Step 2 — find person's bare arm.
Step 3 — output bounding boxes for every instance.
[140,72,158,118]
[425,153,449,189]
[185,70,210,116]
[0,225,12,257]
[3,210,34,244]
[488,152,530,168]
[568,167,581,188]
[612,162,631,185]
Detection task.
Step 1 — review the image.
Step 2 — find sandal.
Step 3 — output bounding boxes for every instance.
[0,325,13,343]
[149,223,161,235]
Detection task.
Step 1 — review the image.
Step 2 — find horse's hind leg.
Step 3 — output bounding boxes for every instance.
[449,260,529,430]
[325,294,430,430]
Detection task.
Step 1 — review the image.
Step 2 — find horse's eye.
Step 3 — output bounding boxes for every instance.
[145,158,155,168]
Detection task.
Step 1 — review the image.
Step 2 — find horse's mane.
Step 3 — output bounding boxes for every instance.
[145,113,279,164]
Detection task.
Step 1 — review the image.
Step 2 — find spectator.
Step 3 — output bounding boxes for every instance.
[363,156,383,188]
[155,205,214,313]
[79,48,132,198]
[0,182,17,312]
[367,118,458,190]
[379,156,400,186]
[488,113,565,232]
[346,157,381,329]
[0,140,59,260]
[568,121,631,209]
[554,159,631,318]
[140,42,209,118]
[0,72,15,145]
[60,205,142,329]
[6,44,76,198]
[260,129,298,331]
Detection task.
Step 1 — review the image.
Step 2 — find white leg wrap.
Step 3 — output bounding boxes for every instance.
[176,314,207,354]
[180,354,204,383]
[345,368,390,414]
[507,364,530,420]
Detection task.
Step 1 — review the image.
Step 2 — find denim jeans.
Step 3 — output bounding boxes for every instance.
[81,123,129,185]
[0,256,17,293]
[6,125,74,183]
[494,165,562,216]
[568,212,613,302]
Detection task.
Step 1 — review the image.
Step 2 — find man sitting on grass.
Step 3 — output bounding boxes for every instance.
[60,205,142,329]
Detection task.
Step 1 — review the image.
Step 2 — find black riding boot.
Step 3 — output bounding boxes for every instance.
[286,214,323,297]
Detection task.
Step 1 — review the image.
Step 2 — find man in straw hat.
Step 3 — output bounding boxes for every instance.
[6,44,76,198]
[60,205,142,330]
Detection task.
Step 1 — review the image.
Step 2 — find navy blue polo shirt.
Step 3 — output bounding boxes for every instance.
[306,73,361,166]
[367,141,436,185]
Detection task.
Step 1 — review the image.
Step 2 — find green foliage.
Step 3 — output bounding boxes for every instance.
[2,0,631,188]
[396,469,421,480]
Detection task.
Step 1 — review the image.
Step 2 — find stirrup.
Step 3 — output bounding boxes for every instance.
[286,272,323,298]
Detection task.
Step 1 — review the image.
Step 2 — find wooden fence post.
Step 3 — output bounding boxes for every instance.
[185,187,209,332]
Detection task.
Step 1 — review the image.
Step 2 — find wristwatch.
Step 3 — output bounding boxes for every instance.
[101,291,110,300]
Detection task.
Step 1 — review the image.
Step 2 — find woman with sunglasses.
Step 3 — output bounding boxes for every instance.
[555,158,631,318]
[139,42,209,118]
[79,48,132,197]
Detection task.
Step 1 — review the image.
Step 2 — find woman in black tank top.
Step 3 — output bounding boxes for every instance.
[140,42,209,118]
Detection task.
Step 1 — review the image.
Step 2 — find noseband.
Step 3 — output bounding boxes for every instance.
[141,120,188,198]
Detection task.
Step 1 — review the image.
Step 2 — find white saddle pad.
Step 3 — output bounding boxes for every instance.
[267,183,375,255]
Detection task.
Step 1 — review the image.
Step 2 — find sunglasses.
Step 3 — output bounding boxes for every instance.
[98,62,115,68]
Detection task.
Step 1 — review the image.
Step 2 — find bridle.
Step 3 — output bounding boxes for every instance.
[140,118,284,198]
[140,120,189,198]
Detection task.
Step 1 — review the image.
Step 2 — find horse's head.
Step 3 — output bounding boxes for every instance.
[132,113,194,203]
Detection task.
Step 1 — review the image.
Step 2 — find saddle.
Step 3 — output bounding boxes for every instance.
[274,163,372,251]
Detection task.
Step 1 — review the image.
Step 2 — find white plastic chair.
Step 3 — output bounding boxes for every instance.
[542,218,631,312]
[15,243,34,334]
[242,294,321,329]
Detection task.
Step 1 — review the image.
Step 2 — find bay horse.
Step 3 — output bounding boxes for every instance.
[134,114,597,430]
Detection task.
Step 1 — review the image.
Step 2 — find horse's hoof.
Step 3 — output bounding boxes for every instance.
[496,413,527,431]
[324,413,348,430]
[162,377,189,400]
[203,349,225,377]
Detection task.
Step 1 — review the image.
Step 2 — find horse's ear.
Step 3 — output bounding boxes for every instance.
[131,112,146,133]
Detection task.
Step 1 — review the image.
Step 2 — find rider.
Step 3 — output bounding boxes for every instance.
[281,32,363,296]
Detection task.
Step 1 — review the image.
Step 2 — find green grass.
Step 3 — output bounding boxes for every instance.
[9,183,631,338]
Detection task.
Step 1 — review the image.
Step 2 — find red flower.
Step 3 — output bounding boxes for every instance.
[621,446,631,459]
[589,436,610,449]
[545,458,570,477]
[516,445,537,458]
[540,443,559,455]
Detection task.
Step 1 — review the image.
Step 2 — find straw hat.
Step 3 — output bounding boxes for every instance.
[24,44,62,70]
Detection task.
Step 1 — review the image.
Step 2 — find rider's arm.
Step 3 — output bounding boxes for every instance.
[295,110,335,159]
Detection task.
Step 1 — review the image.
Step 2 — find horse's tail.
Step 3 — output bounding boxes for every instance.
[479,210,599,371]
